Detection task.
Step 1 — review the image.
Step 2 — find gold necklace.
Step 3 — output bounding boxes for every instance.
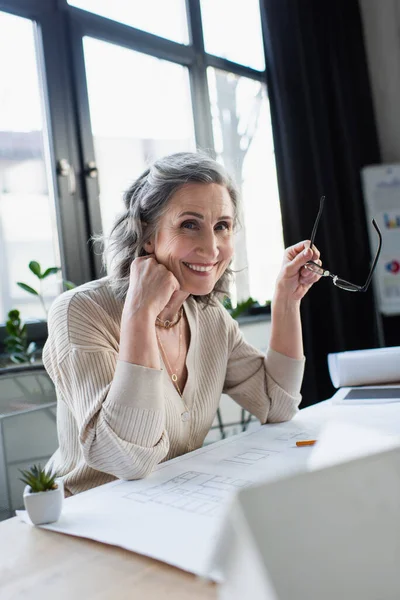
[156,317,191,422]
[155,307,183,329]
[156,316,182,387]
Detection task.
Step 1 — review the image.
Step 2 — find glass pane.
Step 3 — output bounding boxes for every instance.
[83,37,196,238]
[201,0,265,71]
[208,67,284,304]
[0,11,61,324]
[68,0,189,45]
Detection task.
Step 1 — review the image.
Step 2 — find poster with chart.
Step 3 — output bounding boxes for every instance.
[361,164,400,315]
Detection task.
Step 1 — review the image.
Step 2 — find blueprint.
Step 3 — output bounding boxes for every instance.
[125,471,252,517]
[17,406,328,578]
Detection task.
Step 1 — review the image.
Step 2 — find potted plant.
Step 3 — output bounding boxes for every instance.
[4,309,37,364]
[1,261,76,369]
[222,296,272,319]
[19,464,63,525]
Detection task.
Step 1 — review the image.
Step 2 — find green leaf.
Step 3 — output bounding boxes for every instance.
[7,315,20,326]
[5,333,24,343]
[63,280,76,290]
[17,282,39,296]
[10,342,26,352]
[5,324,18,335]
[29,261,42,278]
[7,309,20,320]
[222,296,232,310]
[42,267,60,279]
[230,296,257,319]
[10,354,27,364]
[4,334,20,342]
[6,318,20,328]
[27,342,37,355]
[19,464,57,492]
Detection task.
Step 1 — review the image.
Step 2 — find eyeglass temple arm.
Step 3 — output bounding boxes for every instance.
[309,196,325,249]
[360,219,382,292]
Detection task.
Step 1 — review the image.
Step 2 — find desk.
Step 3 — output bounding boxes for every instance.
[2,396,399,599]
[0,517,216,600]
[0,403,326,600]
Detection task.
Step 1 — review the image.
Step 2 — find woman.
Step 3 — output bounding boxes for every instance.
[43,152,321,496]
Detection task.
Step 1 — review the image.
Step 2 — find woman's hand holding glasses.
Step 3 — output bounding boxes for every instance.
[275,240,323,304]
[302,196,382,292]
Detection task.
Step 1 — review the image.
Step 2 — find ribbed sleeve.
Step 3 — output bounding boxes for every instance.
[57,350,169,479]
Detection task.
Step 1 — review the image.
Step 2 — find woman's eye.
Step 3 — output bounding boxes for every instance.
[181,221,198,230]
[215,221,230,231]
[181,220,231,231]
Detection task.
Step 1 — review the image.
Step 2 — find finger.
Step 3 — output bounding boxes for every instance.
[284,246,313,277]
[301,268,320,281]
[286,240,310,255]
[286,240,321,263]
[300,272,320,286]
[304,265,322,281]
[169,289,181,304]
[134,254,155,264]
[301,264,316,277]
[300,271,317,285]
[286,240,321,256]
[302,258,322,273]
[164,269,181,291]
[311,246,321,261]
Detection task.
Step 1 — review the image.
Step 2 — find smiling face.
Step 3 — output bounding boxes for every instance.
[145,182,235,296]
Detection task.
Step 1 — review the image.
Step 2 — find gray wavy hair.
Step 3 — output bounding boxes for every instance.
[103,152,240,305]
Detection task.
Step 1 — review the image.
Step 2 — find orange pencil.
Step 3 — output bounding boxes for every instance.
[296,439,317,447]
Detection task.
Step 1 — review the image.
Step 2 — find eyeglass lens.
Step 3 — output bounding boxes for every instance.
[333,278,360,292]
[305,262,324,276]
[306,262,360,291]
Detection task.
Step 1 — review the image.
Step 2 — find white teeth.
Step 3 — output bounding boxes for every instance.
[184,263,214,272]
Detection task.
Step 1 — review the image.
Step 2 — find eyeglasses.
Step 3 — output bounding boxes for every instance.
[304,196,382,292]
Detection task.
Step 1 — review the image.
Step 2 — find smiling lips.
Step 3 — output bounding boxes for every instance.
[183,262,216,273]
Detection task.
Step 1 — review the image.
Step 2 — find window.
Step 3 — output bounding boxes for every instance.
[83,37,196,237]
[68,0,189,44]
[0,10,61,323]
[208,68,284,303]
[200,0,265,71]
[0,0,284,336]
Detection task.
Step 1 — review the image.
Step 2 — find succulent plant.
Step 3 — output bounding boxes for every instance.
[19,464,58,493]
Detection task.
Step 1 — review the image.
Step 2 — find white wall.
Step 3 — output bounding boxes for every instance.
[359,0,400,162]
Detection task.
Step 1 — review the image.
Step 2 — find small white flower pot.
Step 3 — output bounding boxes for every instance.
[23,478,64,525]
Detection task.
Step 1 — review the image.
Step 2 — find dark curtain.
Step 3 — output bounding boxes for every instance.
[261,0,382,405]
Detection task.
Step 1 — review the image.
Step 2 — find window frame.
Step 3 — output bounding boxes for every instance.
[0,0,272,356]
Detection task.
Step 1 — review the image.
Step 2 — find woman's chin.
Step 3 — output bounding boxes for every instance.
[181,282,215,297]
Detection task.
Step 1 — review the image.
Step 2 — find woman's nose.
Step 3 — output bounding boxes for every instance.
[197,229,219,259]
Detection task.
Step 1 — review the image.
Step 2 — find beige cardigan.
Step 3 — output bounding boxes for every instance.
[43,278,305,496]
